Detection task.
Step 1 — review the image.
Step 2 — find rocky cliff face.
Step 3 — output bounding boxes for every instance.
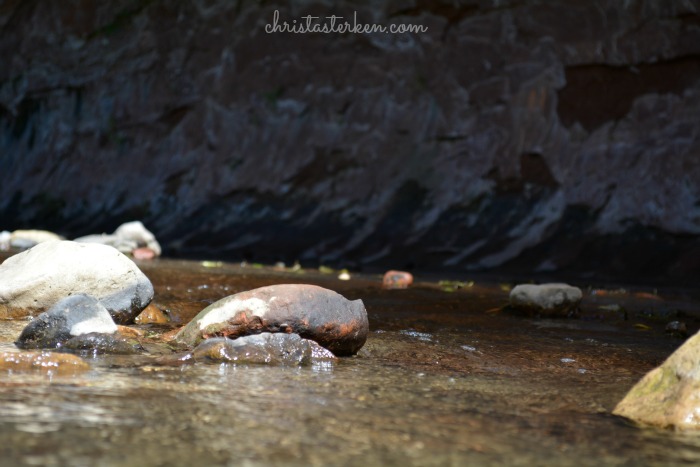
[1,0,699,281]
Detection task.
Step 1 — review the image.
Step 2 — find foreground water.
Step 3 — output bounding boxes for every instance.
[1,257,700,466]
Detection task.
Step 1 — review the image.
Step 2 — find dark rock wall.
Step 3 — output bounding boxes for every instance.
[1,0,699,281]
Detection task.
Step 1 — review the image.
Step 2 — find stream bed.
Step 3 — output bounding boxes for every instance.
[1,257,700,466]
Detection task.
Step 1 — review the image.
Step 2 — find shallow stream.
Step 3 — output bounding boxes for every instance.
[1,258,700,466]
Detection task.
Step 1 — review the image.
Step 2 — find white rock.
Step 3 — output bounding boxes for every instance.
[0,231,10,251]
[114,221,161,256]
[509,283,582,316]
[0,240,154,323]
[73,233,138,254]
[10,229,63,249]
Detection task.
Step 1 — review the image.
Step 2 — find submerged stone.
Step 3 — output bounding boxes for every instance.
[62,332,144,355]
[614,330,700,429]
[135,303,170,324]
[0,351,90,374]
[508,283,582,316]
[15,294,117,349]
[175,284,368,356]
[193,333,336,365]
[0,240,154,323]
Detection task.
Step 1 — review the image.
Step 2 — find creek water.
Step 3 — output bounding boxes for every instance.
[1,257,700,466]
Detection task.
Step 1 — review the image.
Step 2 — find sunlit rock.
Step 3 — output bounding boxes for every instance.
[10,229,63,249]
[614,330,700,429]
[0,240,154,323]
[74,221,161,257]
[0,230,11,251]
[73,233,138,254]
[175,284,368,356]
[0,351,90,374]
[508,283,582,316]
[114,221,162,256]
[193,333,336,365]
[15,294,117,349]
[135,303,170,324]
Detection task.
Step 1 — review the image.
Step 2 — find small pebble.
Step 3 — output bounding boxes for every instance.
[383,270,413,289]
[132,247,156,260]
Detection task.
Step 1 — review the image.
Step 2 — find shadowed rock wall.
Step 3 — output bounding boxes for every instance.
[1,0,699,281]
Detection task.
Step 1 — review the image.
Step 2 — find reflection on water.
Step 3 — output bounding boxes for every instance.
[0,258,699,465]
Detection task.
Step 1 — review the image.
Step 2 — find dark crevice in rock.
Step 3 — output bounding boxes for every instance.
[520,152,558,188]
[9,97,40,142]
[486,154,559,195]
[86,0,154,40]
[158,105,191,128]
[389,1,480,39]
[288,148,359,187]
[557,55,700,132]
[0,0,38,36]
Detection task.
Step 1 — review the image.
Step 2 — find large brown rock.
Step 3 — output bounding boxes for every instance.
[614,330,700,429]
[175,284,368,356]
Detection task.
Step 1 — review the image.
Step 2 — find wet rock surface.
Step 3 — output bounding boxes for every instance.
[0,240,154,323]
[193,333,336,365]
[62,332,144,355]
[508,283,583,317]
[614,329,700,429]
[176,284,369,356]
[1,2,699,281]
[15,294,117,349]
[0,351,90,374]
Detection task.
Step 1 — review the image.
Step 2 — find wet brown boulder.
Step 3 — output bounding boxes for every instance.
[614,330,700,429]
[175,284,368,356]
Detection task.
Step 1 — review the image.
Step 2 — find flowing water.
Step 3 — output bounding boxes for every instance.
[1,257,700,466]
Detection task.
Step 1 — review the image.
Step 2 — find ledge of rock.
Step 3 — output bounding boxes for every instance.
[0,241,153,323]
[175,284,368,356]
[1,2,699,282]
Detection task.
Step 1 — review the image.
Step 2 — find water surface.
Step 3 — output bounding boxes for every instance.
[1,258,699,466]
